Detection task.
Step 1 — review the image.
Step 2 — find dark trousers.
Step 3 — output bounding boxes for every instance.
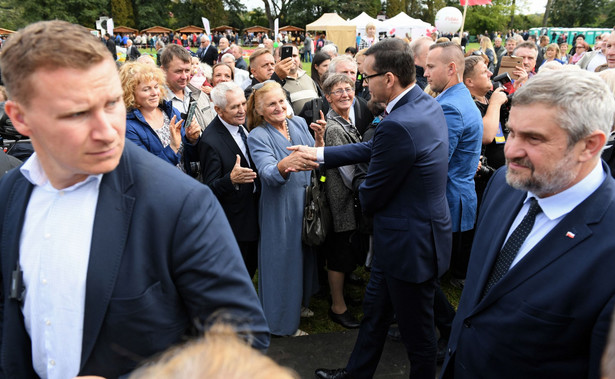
[346,268,436,379]
[237,240,258,279]
[449,229,475,280]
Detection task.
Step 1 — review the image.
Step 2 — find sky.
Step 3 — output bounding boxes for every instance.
[243,0,549,16]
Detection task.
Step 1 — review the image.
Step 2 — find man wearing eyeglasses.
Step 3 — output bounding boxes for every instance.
[196,35,217,67]
[293,38,452,379]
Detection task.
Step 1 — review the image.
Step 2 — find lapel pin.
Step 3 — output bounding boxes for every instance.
[566,231,575,239]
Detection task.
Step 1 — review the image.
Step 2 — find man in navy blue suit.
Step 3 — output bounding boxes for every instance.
[0,20,269,379]
[292,38,452,379]
[441,70,615,379]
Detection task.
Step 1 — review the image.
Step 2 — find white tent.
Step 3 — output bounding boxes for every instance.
[349,12,387,36]
[306,13,356,53]
[381,12,433,40]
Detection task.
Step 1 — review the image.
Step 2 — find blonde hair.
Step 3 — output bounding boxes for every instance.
[129,323,298,379]
[0,20,112,105]
[118,62,168,110]
[246,81,288,130]
[546,43,561,60]
[480,36,498,65]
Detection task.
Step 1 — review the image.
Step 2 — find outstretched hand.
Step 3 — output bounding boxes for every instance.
[230,154,257,185]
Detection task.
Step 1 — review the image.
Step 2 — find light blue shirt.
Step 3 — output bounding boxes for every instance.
[19,153,102,379]
[509,161,605,268]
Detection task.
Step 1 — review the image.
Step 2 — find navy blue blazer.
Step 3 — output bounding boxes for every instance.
[198,116,259,242]
[0,141,269,378]
[325,85,452,283]
[441,163,615,379]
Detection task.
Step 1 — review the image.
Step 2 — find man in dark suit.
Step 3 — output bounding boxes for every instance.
[125,39,141,61]
[0,20,269,379]
[441,70,615,379]
[196,35,217,66]
[293,38,451,379]
[199,82,259,278]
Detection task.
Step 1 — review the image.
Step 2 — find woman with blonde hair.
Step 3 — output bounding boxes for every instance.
[539,43,565,71]
[119,62,200,168]
[480,36,498,72]
[246,81,325,337]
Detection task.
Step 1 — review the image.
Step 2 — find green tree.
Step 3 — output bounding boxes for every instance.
[223,0,248,30]
[8,0,107,28]
[111,0,135,28]
[549,0,606,26]
[133,0,170,29]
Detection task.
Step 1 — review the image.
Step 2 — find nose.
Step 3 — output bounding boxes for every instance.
[503,133,524,161]
[90,109,120,142]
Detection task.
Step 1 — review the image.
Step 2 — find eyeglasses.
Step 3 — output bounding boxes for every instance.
[576,46,585,49]
[329,87,355,97]
[362,72,387,84]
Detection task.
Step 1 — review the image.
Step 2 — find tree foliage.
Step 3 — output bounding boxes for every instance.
[548,0,607,27]
[111,0,134,28]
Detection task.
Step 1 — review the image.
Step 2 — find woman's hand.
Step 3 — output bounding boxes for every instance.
[169,115,184,153]
[185,118,201,144]
[310,110,326,147]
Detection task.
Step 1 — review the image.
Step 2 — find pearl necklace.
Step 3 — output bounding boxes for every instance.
[284,119,292,143]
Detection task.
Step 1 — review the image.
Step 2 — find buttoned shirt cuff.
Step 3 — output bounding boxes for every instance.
[316,147,325,164]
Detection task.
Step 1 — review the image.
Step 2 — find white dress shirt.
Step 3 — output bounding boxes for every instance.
[19,153,102,379]
[219,117,250,166]
[508,161,605,268]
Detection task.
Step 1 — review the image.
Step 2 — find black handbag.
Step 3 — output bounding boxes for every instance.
[302,169,332,247]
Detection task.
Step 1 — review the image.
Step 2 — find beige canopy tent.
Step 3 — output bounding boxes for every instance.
[306,13,356,52]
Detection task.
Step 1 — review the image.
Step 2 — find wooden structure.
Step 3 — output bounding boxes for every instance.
[244,26,271,34]
[114,26,138,34]
[212,25,239,33]
[141,26,173,34]
[176,25,204,34]
[280,25,304,32]
[0,28,15,36]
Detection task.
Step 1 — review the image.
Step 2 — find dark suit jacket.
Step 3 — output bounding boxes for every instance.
[0,141,269,378]
[127,45,141,61]
[198,116,259,242]
[298,95,373,136]
[197,45,217,66]
[441,164,615,379]
[324,85,452,283]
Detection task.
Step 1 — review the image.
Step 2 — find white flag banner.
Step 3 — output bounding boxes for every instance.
[274,18,279,42]
[202,17,211,36]
[107,18,114,36]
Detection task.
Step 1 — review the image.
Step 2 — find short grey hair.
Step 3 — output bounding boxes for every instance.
[155,40,165,49]
[512,70,615,146]
[328,55,357,74]
[322,73,355,95]
[221,53,235,64]
[211,81,244,109]
[321,44,338,55]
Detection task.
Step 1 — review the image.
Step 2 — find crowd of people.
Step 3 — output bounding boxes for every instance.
[2,17,615,379]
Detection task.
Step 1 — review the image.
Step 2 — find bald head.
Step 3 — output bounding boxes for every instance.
[410,36,435,68]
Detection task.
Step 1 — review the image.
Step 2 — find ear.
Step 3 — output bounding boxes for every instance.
[324,93,332,104]
[213,105,222,115]
[4,100,32,137]
[448,62,457,77]
[579,130,607,162]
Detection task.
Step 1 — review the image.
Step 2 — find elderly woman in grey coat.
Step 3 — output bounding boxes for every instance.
[322,73,363,329]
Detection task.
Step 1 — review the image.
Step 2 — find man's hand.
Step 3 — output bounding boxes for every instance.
[287,145,318,160]
[513,65,529,89]
[185,118,201,144]
[230,155,257,185]
[277,150,319,177]
[274,57,293,80]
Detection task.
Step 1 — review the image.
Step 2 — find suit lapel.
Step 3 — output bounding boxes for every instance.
[474,172,613,313]
[80,145,136,369]
[214,117,251,166]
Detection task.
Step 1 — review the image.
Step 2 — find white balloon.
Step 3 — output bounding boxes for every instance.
[435,7,463,34]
